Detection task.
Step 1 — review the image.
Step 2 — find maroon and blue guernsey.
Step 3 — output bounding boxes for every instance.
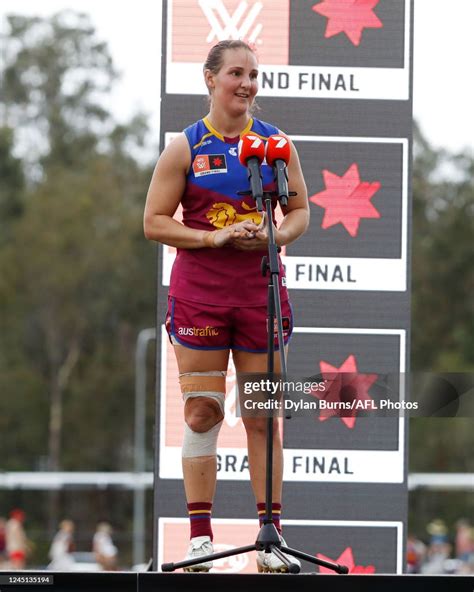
[169,117,289,307]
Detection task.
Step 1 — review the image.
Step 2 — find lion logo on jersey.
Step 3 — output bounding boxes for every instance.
[206,201,262,228]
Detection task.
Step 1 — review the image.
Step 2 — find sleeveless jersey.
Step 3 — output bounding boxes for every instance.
[168,117,289,307]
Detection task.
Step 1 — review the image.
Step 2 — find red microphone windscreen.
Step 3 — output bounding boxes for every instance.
[238,134,265,166]
[265,134,291,167]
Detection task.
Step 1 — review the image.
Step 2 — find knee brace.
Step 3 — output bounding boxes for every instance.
[180,371,226,459]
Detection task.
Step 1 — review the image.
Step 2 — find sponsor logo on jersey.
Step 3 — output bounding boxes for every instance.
[193,153,228,177]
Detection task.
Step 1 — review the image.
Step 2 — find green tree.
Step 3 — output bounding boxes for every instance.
[1,11,117,171]
[0,126,24,244]
[3,163,141,469]
[0,8,157,557]
[411,123,474,371]
[408,124,474,543]
[0,11,155,475]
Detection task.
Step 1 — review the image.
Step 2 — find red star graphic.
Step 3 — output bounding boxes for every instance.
[312,354,378,429]
[317,547,376,574]
[309,163,381,237]
[212,157,223,167]
[312,0,383,46]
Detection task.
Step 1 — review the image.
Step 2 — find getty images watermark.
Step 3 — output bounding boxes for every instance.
[236,373,474,418]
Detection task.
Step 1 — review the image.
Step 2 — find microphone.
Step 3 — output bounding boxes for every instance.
[238,134,265,211]
[266,134,291,207]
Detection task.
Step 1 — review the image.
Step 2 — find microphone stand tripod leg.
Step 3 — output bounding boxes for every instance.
[269,545,301,574]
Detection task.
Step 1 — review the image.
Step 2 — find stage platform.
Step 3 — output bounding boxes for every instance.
[0,572,472,592]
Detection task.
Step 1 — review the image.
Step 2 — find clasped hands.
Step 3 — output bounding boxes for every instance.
[212,214,279,251]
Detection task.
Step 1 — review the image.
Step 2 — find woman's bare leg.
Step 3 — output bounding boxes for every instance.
[232,348,285,504]
[173,345,229,503]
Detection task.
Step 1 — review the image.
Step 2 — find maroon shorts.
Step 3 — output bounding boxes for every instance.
[166,296,293,352]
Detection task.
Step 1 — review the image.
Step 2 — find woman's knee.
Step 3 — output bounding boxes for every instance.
[242,417,280,437]
[185,398,223,433]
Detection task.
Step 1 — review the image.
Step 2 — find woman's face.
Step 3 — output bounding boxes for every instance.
[207,48,259,117]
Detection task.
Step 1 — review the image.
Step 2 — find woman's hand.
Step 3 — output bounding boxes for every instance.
[231,213,280,251]
[206,220,260,248]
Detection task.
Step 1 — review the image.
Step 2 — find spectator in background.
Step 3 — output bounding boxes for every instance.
[0,517,7,567]
[47,519,76,571]
[455,519,474,572]
[421,518,451,574]
[92,522,118,571]
[406,532,426,573]
[5,509,32,569]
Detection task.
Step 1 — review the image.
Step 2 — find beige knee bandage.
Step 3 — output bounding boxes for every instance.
[182,420,223,458]
[180,371,226,415]
[180,371,226,458]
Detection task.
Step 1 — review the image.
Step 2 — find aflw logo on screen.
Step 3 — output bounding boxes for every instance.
[169,0,289,66]
[199,0,264,44]
[166,0,409,100]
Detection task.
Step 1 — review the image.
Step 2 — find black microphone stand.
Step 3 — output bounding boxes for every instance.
[161,171,348,576]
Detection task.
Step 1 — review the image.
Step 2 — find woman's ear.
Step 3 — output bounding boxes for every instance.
[204,69,214,92]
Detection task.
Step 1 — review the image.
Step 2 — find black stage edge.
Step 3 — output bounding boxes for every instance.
[1,572,473,591]
[139,573,473,592]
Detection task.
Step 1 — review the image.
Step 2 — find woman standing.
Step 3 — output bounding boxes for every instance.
[144,40,309,572]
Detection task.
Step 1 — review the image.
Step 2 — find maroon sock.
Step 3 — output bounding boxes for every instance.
[257,502,282,534]
[188,502,213,541]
